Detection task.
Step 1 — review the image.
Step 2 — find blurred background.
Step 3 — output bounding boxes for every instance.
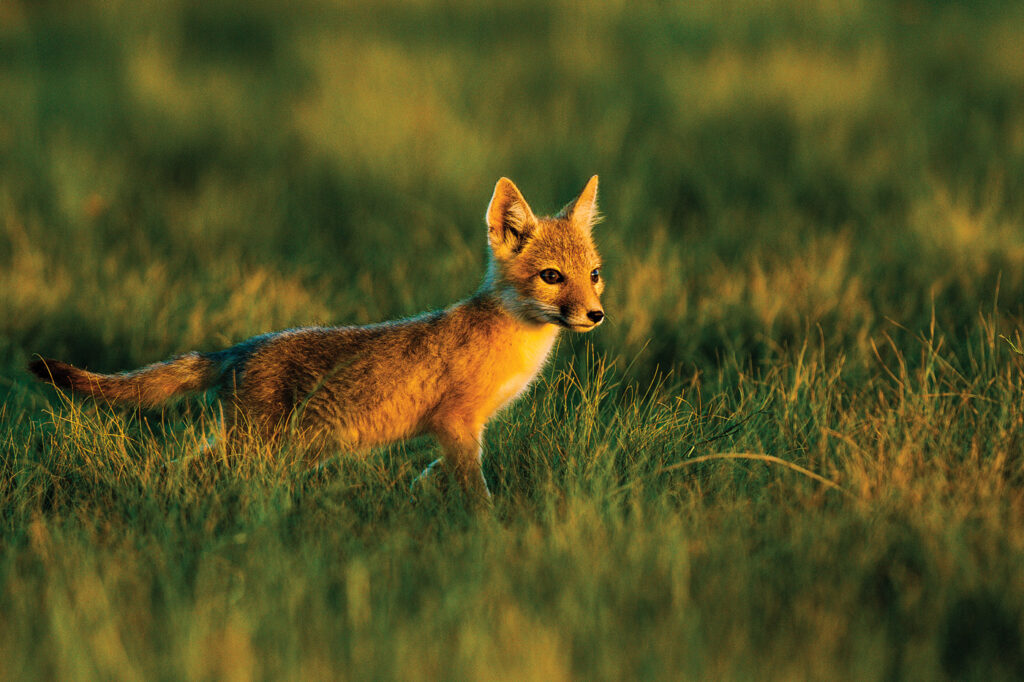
[5,3,1024,678]
[2,0,1024,381]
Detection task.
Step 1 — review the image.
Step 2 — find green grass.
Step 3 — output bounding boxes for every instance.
[3,0,1024,678]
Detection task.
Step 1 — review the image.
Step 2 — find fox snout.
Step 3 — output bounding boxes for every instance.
[558,303,605,331]
[557,286,605,330]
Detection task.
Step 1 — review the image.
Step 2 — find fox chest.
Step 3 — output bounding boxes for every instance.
[487,326,559,413]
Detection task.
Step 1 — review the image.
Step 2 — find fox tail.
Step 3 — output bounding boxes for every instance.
[28,352,218,408]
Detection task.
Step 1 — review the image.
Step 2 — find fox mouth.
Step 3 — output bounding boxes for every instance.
[553,317,602,331]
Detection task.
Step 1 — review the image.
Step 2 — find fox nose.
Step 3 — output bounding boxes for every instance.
[587,310,605,324]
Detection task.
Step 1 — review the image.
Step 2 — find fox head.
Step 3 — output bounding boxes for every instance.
[484,176,605,331]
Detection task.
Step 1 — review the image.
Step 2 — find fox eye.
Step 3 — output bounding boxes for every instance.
[539,269,564,284]
[591,268,600,283]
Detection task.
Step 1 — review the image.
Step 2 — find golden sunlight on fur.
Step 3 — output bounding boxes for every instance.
[29,177,606,504]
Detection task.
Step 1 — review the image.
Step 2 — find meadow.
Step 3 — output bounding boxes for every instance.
[3,0,1024,678]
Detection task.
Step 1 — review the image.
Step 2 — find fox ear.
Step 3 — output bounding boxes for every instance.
[557,175,600,231]
[487,177,537,259]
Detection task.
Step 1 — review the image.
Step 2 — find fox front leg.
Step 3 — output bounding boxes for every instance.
[431,425,492,506]
[410,455,492,506]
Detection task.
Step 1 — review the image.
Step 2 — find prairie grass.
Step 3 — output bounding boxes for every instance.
[3,0,1024,679]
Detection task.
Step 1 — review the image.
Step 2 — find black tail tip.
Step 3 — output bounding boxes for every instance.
[28,356,72,385]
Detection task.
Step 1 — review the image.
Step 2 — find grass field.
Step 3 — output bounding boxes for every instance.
[3,0,1024,679]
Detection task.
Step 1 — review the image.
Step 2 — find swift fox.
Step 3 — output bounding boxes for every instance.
[29,176,605,501]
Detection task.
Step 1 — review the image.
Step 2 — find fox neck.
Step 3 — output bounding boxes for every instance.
[473,268,561,364]
[468,285,561,411]
[479,257,553,328]
[480,256,505,301]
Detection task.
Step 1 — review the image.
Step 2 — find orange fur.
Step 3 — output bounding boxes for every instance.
[29,177,606,503]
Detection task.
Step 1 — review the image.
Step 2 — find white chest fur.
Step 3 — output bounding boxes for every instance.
[493,325,560,411]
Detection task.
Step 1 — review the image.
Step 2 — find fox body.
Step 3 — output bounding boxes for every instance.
[29,177,605,501]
